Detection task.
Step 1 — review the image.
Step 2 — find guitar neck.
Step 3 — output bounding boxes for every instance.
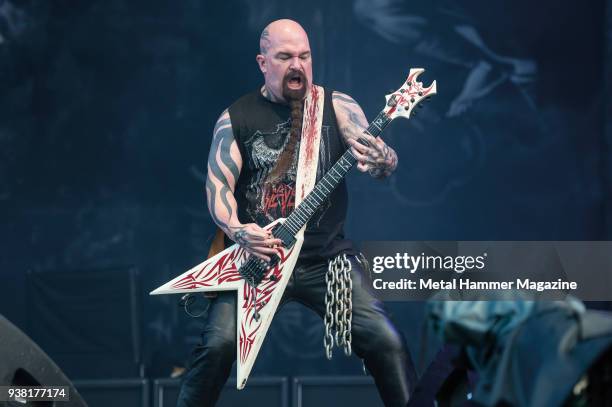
[279,110,392,236]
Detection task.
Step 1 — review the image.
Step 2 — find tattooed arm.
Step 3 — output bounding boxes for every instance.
[206,110,281,261]
[332,91,398,178]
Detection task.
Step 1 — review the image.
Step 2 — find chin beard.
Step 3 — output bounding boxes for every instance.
[266,75,306,184]
[282,70,308,101]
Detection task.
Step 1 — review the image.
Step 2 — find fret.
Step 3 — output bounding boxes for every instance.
[293,210,306,222]
[368,112,389,136]
[285,216,300,235]
[284,218,299,233]
[303,196,315,207]
[330,167,342,181]
[370,122,381,132]
[311,188,324,202]
[295,210,308,223]
[322,178,335,190]
[318,182,330,194]
[301,204,313,216]
[337,159,351,173]
[302,199,316,213]
[305,199,317,212]
[300,206,313,218]
[344,152,356,164]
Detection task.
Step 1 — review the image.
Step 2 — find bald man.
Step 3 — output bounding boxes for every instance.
[177,19,416,407]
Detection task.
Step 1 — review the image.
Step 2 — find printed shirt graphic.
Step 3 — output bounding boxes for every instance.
[242,119,331,227]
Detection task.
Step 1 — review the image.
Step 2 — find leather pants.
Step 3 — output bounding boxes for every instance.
[176,255,417,407]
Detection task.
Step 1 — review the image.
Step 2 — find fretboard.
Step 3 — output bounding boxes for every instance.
[275,110,392,240]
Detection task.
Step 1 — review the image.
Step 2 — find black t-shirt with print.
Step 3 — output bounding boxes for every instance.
[227,88,355,261]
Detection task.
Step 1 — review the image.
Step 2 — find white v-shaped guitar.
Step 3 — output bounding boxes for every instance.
[150,68,437,389]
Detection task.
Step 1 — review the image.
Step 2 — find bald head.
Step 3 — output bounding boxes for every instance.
[256,19,313,103]
[259,19,309,55]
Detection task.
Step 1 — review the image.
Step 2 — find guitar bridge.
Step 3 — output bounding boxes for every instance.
[239,254,279,288]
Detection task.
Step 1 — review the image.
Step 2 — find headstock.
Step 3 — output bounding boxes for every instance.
[383,68,437,120]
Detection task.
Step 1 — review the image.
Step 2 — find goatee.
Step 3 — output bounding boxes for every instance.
[265,70,307,184]
[282,69,308,102]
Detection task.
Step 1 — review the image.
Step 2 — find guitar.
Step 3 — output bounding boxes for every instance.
[150,68,437,389]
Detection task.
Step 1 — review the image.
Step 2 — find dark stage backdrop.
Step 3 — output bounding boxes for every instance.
[1,0,610,380]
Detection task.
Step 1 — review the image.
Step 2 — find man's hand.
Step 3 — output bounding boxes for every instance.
[332,91,398,179]
[230,223,283,262]
[346,132,398,178]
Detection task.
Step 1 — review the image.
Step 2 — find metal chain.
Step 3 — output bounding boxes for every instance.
[343,258,353,356]
[335,258,345,348]
[324,257,336,359]
[324,253,353,359]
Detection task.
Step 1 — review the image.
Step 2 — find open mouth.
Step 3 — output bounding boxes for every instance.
[286,72,303,89]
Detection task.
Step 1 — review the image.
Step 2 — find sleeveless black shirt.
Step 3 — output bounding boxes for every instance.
[228,87,355,261]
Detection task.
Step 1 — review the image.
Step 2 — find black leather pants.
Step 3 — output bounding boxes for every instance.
[176,256,417,407]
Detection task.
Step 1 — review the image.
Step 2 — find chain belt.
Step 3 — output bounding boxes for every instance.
[324,253,353,359]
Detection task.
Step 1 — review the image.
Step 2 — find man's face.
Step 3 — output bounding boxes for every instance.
[256,24,313,102]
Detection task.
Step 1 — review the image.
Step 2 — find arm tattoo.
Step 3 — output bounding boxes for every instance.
[367,143,398,178]
[332,92,359,106]
[333,92,367,128]
[206,111,241,232]
[231,226,264,249]
[334,92,398,178]
[233,228,249,246]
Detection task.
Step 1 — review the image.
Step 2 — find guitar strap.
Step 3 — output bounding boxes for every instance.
[294,85,325,209]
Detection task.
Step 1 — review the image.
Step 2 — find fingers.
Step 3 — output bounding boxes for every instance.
[348,137,383,162]
[251,237,282,247]
[246,243,281,262]
[250,245,277,255]
[374,137,386,149]
[356,162,368,172]
[347,138,368,154]
[350,145,369,163]
[358,133,387,156]
[359,131,378,145]
[239,223,276,241]
[347,140,371,172]
[348,139,371,169]
[244,224,280,245]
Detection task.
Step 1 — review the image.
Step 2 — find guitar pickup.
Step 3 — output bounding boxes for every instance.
[279,234,296,248]
[271,223,296,248]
